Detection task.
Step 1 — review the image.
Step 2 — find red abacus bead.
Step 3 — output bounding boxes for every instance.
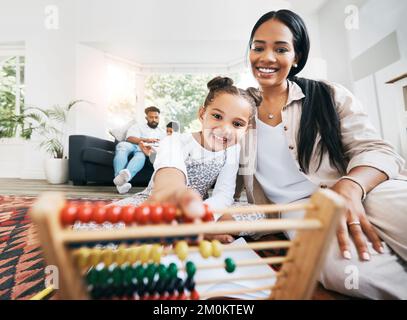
[178,292,187,300]
[106,206,122,223]
[162,204,177,223]
[135,205,150,224]
[202,211,214,222]
[61,204,78,225]
[183,215,194,223]
[77,205,93,223]
[190,289,199,300]
[121,206,136,225]
[202,204,214,222]
[92,205,107,224]
[150,204,163,224]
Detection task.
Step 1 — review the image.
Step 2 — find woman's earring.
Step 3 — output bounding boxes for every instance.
[293,63,298,68]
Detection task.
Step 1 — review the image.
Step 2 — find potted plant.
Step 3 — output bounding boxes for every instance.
[25,100,90,184]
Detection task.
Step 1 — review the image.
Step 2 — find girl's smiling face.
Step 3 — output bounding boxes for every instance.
[249,18,297,88]
[199,93,252,152]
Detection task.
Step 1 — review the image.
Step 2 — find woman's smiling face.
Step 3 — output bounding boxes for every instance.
[249,18,297,88]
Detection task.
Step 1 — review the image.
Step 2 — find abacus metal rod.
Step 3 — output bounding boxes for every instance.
[61,219,322,243]
[193,256,287,271]
[196,272,279,285]
[214,203,316,215]
[189,240,293,252]
[199,284,274,299]
[71,241,293,258]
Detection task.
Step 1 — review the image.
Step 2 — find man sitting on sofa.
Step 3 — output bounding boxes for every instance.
[113,106,165,194]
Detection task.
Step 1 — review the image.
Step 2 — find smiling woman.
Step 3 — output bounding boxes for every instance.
[236,9,407,300]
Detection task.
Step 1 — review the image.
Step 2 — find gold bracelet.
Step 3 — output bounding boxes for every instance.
[338,176,367,201]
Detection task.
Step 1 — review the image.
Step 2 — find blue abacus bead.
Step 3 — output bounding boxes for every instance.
[184,276,196,291]
[174,277,183,293]
[166,277,177,295]
[147,280,157,295]
[137,281,146,296]
[164,237,174,244]
[90,286,102,299]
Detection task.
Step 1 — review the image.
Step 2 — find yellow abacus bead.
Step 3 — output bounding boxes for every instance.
[175,241,188,261]
[139,245,150,264]
[211,240,222,258]
[199,240,212,259]
[115,245,128,265]
[89,248,102,266]
[101,249,114,266]
[75,247,90,269]
[126,247,139,264]
[150,244,163,264]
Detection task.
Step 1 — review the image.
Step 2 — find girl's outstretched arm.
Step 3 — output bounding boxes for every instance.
[149,167,205,219]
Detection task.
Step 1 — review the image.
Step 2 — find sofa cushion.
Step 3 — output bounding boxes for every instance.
[82,147,114,167]
[109,120,137,142]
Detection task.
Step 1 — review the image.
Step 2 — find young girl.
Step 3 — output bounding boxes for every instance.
[114,76,261,225]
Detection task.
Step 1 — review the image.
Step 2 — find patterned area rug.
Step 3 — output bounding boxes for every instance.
[0,195,117,300]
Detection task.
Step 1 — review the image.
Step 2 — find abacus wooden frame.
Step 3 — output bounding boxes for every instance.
[29,189,344,300]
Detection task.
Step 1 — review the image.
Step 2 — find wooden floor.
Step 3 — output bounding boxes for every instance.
[0,178,144,199]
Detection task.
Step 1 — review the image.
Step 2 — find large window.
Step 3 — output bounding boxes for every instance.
[145,73,245,133]
[106,61,138,128]
[0,55,25,138]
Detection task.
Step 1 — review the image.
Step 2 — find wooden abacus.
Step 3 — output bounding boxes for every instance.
[29,189,344,300]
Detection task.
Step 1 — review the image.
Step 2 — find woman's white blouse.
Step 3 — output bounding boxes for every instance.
[255,117,318,204]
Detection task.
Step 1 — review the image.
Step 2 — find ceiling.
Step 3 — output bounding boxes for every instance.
[75,0,328,66]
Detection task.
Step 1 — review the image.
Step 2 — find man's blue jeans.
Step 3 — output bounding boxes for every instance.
[113,141,146,179]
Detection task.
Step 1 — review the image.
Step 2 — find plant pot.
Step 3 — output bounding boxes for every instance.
[44,158,69,184]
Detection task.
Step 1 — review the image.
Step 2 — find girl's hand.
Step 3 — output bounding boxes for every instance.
[331,179,384,261]
[204,214,235,244]
[149,186,206,220]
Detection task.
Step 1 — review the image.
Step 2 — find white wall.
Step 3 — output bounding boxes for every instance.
[74,44,109,141]
[0,0,78,179]
[349,0,407,159]
[318,0,407,161]
[0,0,112,179]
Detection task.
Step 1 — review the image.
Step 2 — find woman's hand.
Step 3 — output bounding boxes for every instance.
[204,213,235,244]
[331,179,384,261]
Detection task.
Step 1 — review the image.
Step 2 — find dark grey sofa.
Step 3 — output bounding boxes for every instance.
[68,135,153,186]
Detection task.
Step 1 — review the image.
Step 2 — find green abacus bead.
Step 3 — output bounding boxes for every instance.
[185,261,196,277]
[168,262,178,278]
[99,267,110,285]
[134,265,145,281]
[123,265,134,284]
[86,268,99,286]
[225,258,236,273]
[112,266,123,286]
[157,264,168,279]
[145,263,157,281]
